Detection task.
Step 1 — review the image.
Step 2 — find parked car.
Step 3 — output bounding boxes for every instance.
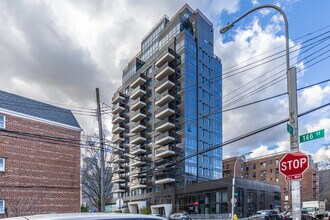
[169,213,192,220]
[5,213,168,220]
[248,210,281,220]
[280,210,313,220]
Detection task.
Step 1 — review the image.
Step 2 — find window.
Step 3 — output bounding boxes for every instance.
[125,86,129,94]
[275,177,279,183]
[260,171,266,177]
[275,159,279,165]
[260,162,266,168]
[0,158,4,172]
[0,115,5,129]
[253,164,256,169]
[0,200,4,214]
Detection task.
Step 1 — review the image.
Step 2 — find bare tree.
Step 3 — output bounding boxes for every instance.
[5,190,44,217]
[319,143,330,170]
[81,135,113,212]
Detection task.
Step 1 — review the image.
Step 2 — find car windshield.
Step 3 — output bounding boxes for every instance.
[256,211,269,215]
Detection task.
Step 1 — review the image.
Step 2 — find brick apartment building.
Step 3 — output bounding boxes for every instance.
[223,152,319,210]
[0,90,81,218]
[319,169,330,210]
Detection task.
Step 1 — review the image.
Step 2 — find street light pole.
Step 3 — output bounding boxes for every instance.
[220,4,300,220]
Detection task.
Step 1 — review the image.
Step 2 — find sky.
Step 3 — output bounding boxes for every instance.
[0,0,329,166]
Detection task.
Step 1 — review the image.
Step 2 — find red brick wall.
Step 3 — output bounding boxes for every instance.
[0,113,81,218]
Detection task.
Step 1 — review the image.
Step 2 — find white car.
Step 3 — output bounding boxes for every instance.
[5,213,168,220]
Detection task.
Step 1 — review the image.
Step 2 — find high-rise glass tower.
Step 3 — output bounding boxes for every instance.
[110,4,222,214]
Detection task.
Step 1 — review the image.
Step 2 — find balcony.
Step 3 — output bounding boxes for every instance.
[131,168,147,178]
[155,145,175,158]
[113,155,125,163]
[131,73,147,89]
[155,76,175,94]
[155,131,176,145]
[155,103,175,120]
[130,145,147,155]
[155,117,175,132]
[131,109,146,122]
[112,134,125,144]
[155,48,175,68]
[130,121,146,133]
[113,184,126,193]
[155,91,175,106]
[112,174,126,183]
[130,179,147,190]
[112,103,125,114]
[131,158,146,167]
[112,91,125,105]
[131,85,146,100]
[112,114,125,124]
[155,174,175,184]
[112,123,125,134]
[131,134,146,145]
[155,62,175,81]
[131,97,146,111]
[113,166,125,173]
[112,145,125,154]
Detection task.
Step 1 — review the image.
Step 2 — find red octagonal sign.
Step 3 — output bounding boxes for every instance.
[279,151,309,181]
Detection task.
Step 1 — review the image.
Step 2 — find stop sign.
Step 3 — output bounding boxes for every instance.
[279,151,309,180]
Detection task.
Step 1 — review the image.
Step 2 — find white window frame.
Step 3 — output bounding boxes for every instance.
[0,115,5,129]
[0,158,5,172]
[0,200,4,214]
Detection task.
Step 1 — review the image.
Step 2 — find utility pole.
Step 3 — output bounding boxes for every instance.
[96,88,105,212]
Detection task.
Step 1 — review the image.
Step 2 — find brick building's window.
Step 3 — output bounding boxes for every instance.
[0,115,5,129]
[0,158,4,172]
[0,200,4,214]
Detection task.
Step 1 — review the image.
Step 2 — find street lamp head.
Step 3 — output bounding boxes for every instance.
[220,22,234,34]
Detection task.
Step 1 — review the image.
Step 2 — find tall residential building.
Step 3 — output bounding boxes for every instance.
[223,152,319,212]
[110,4,222,214]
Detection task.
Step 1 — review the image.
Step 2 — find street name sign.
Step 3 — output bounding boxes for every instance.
[287,124,294,136]
[279,151,309,181]
[299,129,324,143]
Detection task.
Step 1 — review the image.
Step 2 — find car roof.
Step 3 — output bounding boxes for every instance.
[5,213,167,220]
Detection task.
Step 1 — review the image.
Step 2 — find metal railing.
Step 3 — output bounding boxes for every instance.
[155,103,175,116]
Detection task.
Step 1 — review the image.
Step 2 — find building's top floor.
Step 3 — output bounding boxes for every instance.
[0,90,81,130]
[121,4,216,84]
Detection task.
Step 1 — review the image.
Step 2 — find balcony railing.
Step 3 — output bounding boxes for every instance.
[130,167,147,178]
[155,48,175,68]
[113,155,125,163]
[155,103,175,120]
[131,109,146,122]
[130,179,147,190]
[112,91,125,105]
[130,158,146,167]
[112,102,125,114]
[113,165,125,173]
[155,75,175,94]
[155,62,175,81]
[131,85,146,100]
[130,121,146,133]
[112,123,125,134]
[112,174,126,183]
[155,174,175,184]
[131,97,146,111]
[112,113,125,124]
[130,145,147,155]
[130,73,147,89]
[155,130,176,145]
[155,117,175,132]
[155,90,175,107]
[112,134,125,144]
[130,134,146,145]
[155,145,176,158]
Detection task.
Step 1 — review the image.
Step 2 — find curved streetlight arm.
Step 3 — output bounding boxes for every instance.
[220,4,290,70]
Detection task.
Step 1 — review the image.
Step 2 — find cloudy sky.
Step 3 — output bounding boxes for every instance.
[0,0,329,164]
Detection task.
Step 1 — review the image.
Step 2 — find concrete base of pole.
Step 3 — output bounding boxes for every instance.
[291,180,301,220]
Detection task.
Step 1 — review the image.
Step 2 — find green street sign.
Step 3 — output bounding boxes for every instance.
[299,129,325,143]
[234,192,238,197]
[287,124,294,136]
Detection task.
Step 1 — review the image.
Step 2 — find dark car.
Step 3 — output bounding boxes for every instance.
[248,210,281,220]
